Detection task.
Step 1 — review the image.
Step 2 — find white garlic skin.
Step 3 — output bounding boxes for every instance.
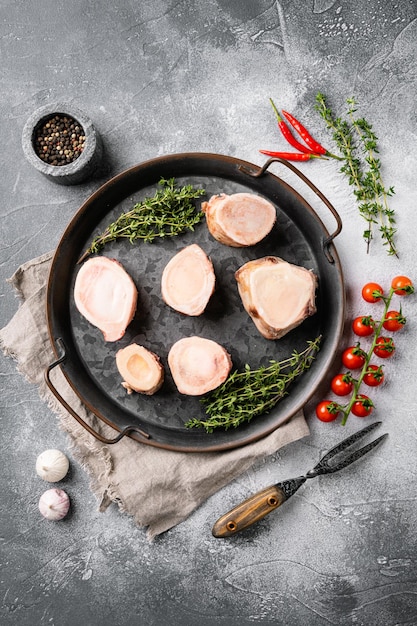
[39,488,70,521]
[36,449,69,482]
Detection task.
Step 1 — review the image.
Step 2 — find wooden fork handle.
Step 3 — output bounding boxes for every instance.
[211,485,287,538]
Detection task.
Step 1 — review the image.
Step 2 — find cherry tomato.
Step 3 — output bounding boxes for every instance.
[331,374,354,396]
[352,316,374,337]
[382,310,405,332]
[373,336,395,359]
[351,394,373,418]
[391,275,414,296]
[316,401,339,422]
[363,364,384,387]
[342,346,366,370]
[362,282,384,303]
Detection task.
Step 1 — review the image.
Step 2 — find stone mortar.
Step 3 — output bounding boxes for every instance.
[21,102,103,185]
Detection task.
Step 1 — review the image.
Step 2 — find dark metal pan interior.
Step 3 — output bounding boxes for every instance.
[46,153,345,451]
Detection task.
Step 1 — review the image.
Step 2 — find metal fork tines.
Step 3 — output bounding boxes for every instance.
[306,421,388,479]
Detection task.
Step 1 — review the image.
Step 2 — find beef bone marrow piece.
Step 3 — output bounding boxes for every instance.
[235,256,317,340]
[201,192,276,247]
[73,256,138,342]
[116,344,164,395]
[161,244,215,316]
[168,336,232,396]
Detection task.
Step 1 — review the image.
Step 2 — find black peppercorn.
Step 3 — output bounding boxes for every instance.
[34,114,86,166]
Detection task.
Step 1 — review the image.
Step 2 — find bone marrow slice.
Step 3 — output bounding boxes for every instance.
[161,244,215,316]
[201,192,276,247]
[168,336,232,396]
[235,256,317,340]
[116,344,164,395]
[73,256,138,342]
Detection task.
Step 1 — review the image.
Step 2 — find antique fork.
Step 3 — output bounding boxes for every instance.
[212,421,387,537]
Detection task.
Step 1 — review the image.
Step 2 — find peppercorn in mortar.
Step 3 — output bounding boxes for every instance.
[34,114,86,166]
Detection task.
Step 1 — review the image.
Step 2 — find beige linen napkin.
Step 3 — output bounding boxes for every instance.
[0,252,310,539]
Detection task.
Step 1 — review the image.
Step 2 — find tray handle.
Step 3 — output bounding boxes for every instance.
[44,338,151,445]
[239,158,342,264]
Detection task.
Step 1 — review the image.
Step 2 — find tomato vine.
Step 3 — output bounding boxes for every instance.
[316,276,414,425]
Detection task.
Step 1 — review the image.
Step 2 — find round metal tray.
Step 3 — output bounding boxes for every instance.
[45,153,344,452]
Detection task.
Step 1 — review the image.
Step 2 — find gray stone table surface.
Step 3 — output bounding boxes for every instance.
[1,1,417,625]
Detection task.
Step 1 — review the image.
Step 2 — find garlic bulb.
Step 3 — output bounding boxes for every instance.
[39,488,70,521]
[36,449,69,482]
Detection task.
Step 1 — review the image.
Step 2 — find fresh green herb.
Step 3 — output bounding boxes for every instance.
[315,93,397,256]
[185,336,321,433]
[79,178,205,262]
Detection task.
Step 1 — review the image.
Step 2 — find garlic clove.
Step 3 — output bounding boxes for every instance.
[36,449,69,482]
[39,488,70,521]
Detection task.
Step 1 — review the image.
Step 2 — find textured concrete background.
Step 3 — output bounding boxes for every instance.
[1,1,417,624]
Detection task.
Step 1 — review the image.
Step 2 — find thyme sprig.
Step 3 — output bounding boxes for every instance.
[79,178,205,262]
[185,336,321,433]
[315,93,397,256]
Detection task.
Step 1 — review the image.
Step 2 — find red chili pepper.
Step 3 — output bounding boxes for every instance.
[281,109,327,155]
[269,99,313,154]
[259,150,323,161]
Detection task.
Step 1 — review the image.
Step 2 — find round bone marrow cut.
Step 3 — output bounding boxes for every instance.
[73,256,138,342]
[168,336,232,396]
[235,256,318,340]
[161,244,215,316]
[116,344,164,395]
[201,192,276,247]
